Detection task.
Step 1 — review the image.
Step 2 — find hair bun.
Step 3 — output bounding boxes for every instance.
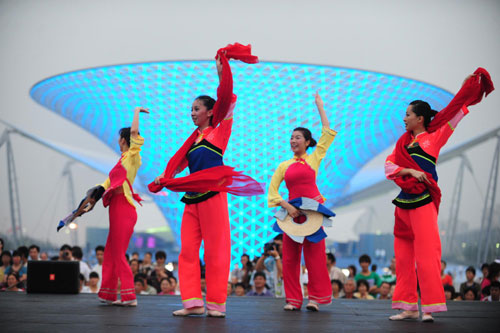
[309,138,317,148]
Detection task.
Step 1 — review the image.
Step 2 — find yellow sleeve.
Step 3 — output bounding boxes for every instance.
[268,162,287,208]
[101,178,110,190]
[128,134,145,157]
[307,127,337,171]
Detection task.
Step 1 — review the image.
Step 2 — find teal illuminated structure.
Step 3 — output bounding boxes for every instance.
[30,61,453,264]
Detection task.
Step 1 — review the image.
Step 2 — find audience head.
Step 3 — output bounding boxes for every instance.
[490,281,500,301]
[131,252,139,260]
[95,246,105,264]
[331,279,343,295]
[326,253,336,265]
[7,272,20,289]
[168,276,177,289]
[1,250,12,267]
[481,263,489,278]
[444,284,456,300]
[89,272,99,287]
[241,253,250,266]
[234,283,246,296]
[344,279,356,295]
[389,257,396,273]
[59,244,72,260]
[253,272,267,290]
[28,245,40,260]
[160,277,171,294]
[78,273,85,291]
[463,287,477,301]
[71,246,83,260]
[0,238,3,252]
[465,266,476,281]
[348,265,357,278]
[371,264,377,272]
[11,250,21,265]
[17,246,29,263]
[155,250,167,265]
[487,262,500,281]
[379,281,391,297]
[144,252,152,264]
[356,279,369,294]
[130,259,140,273]
[358,254,371,271]
[134,276,145,294]
[441,260,447,274]
[40,252,49,260]
[136,273,148,286]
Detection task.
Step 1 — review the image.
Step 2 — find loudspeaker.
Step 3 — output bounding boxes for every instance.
[27,261,80,294]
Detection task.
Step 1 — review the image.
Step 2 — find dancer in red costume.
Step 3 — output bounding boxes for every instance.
[268,92,337,312]
[149,43,263,318]
[82,107,149,306]
[386,69,494,322]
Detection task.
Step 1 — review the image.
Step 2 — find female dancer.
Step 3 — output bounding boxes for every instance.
[268,92,337,311]
[149,43,262,317]
[86,106,149,306]
[386,69,493,322]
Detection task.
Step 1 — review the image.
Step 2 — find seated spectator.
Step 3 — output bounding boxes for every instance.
[481,262,500,299]
[354,254,381,295]
[347,265,357,279]
[441,260,453,286]
[0,251,12,283]
[459,266,481,300]
[59,244,73,261]
[462,287,478,301]
[3,250,27,284]
[331,279,344,299]
[230,254,251,284]
[154,250,167,268]
[168,276,180,295]
[40,252,49,260]
[91,245,104,289]
[151,263,170,293]
[483,281,500,302]
[130,259,140,277]
[135,273,157,295]
[354,279,374,300]
[327,253,347,284]
[444,284,456,300]
[234,283,246,296]
[381,257,396,284]
[158,277,173,295]
[131,252,140,261]
[28,245,40,261]
[341,279,357,299]
[227,282,233,296]
[246,272,273,296]
[200,274,207,296]
[72,246,91,282]
[377,281,392,300]
[81,272,99,293]
[134,276,147,295]
[141,252,154,277]
[2,273,24,292]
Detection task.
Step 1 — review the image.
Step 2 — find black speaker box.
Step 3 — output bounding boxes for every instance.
[27,261,80,294]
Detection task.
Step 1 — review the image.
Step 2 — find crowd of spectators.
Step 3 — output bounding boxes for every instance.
[1,237,499,303]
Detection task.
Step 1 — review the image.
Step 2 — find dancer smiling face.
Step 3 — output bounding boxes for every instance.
[191,97,214,130]
[290,127,316,158]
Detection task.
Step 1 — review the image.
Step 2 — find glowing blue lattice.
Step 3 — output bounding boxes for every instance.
[30,61,453,265]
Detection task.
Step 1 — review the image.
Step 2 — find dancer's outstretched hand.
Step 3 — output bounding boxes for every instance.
[134,107,150,114]
[462,74,477,87]
[315,91,324,110]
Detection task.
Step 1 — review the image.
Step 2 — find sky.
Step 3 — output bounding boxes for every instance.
[0,0,499,251]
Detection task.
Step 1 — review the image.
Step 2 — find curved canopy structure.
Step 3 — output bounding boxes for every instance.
[30,61,453,262]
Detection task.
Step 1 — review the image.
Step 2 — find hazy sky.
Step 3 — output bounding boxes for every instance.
[0,0,499,248]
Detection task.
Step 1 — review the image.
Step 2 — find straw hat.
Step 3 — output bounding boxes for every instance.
[276,210,325,237]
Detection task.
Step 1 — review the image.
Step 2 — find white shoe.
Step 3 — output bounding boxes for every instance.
[112,299,137,307]
[389,311,419,321]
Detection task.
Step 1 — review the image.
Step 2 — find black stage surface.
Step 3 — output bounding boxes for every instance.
[1,293,499,332]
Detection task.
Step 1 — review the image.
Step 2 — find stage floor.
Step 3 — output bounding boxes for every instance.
[1,293,499,332]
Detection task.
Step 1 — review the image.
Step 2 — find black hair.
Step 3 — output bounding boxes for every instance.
[356,279,370,291]
[155,251,167,261]
[145,252,152,257]
[254,271,267,280]
[60,244,72,252]
[466,266,476,275]
[89,272,99,279]
[72,246,83,260]
[348,264,357,276]
[119,127,131,147]
[441,259,447,266]
[79,273,85,281]
[29,245,40,252]
[125,253,130,261]
[359,254,371,264]
[136,273,147,281]
[292,127,317,149]
[95,245,105,253]
[195,95,216,110]
[241,253,250,260]
[491,281,500,289]
[326,253,336,263]
[380,281,392,288]
[444,284,456,299]
[0,238,3,248]
[481,263,490,271]
[487,262,500,281]
[12,250,20,258]
[1,250,12,267]
[331,279,343,291]
[17,246,28,259]
[235,282,245,289]
[371,264,377,272]
[130,258,139,265]
[273,234,283,242]
[134,276,145,285]
[463,286,478,299]
[409,100,438,128]
[168,276,177,283]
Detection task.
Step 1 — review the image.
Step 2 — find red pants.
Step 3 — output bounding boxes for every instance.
[282,233,332,308]
[392,203,447,313]
[178,193,230,312]
[97,194,137,302]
